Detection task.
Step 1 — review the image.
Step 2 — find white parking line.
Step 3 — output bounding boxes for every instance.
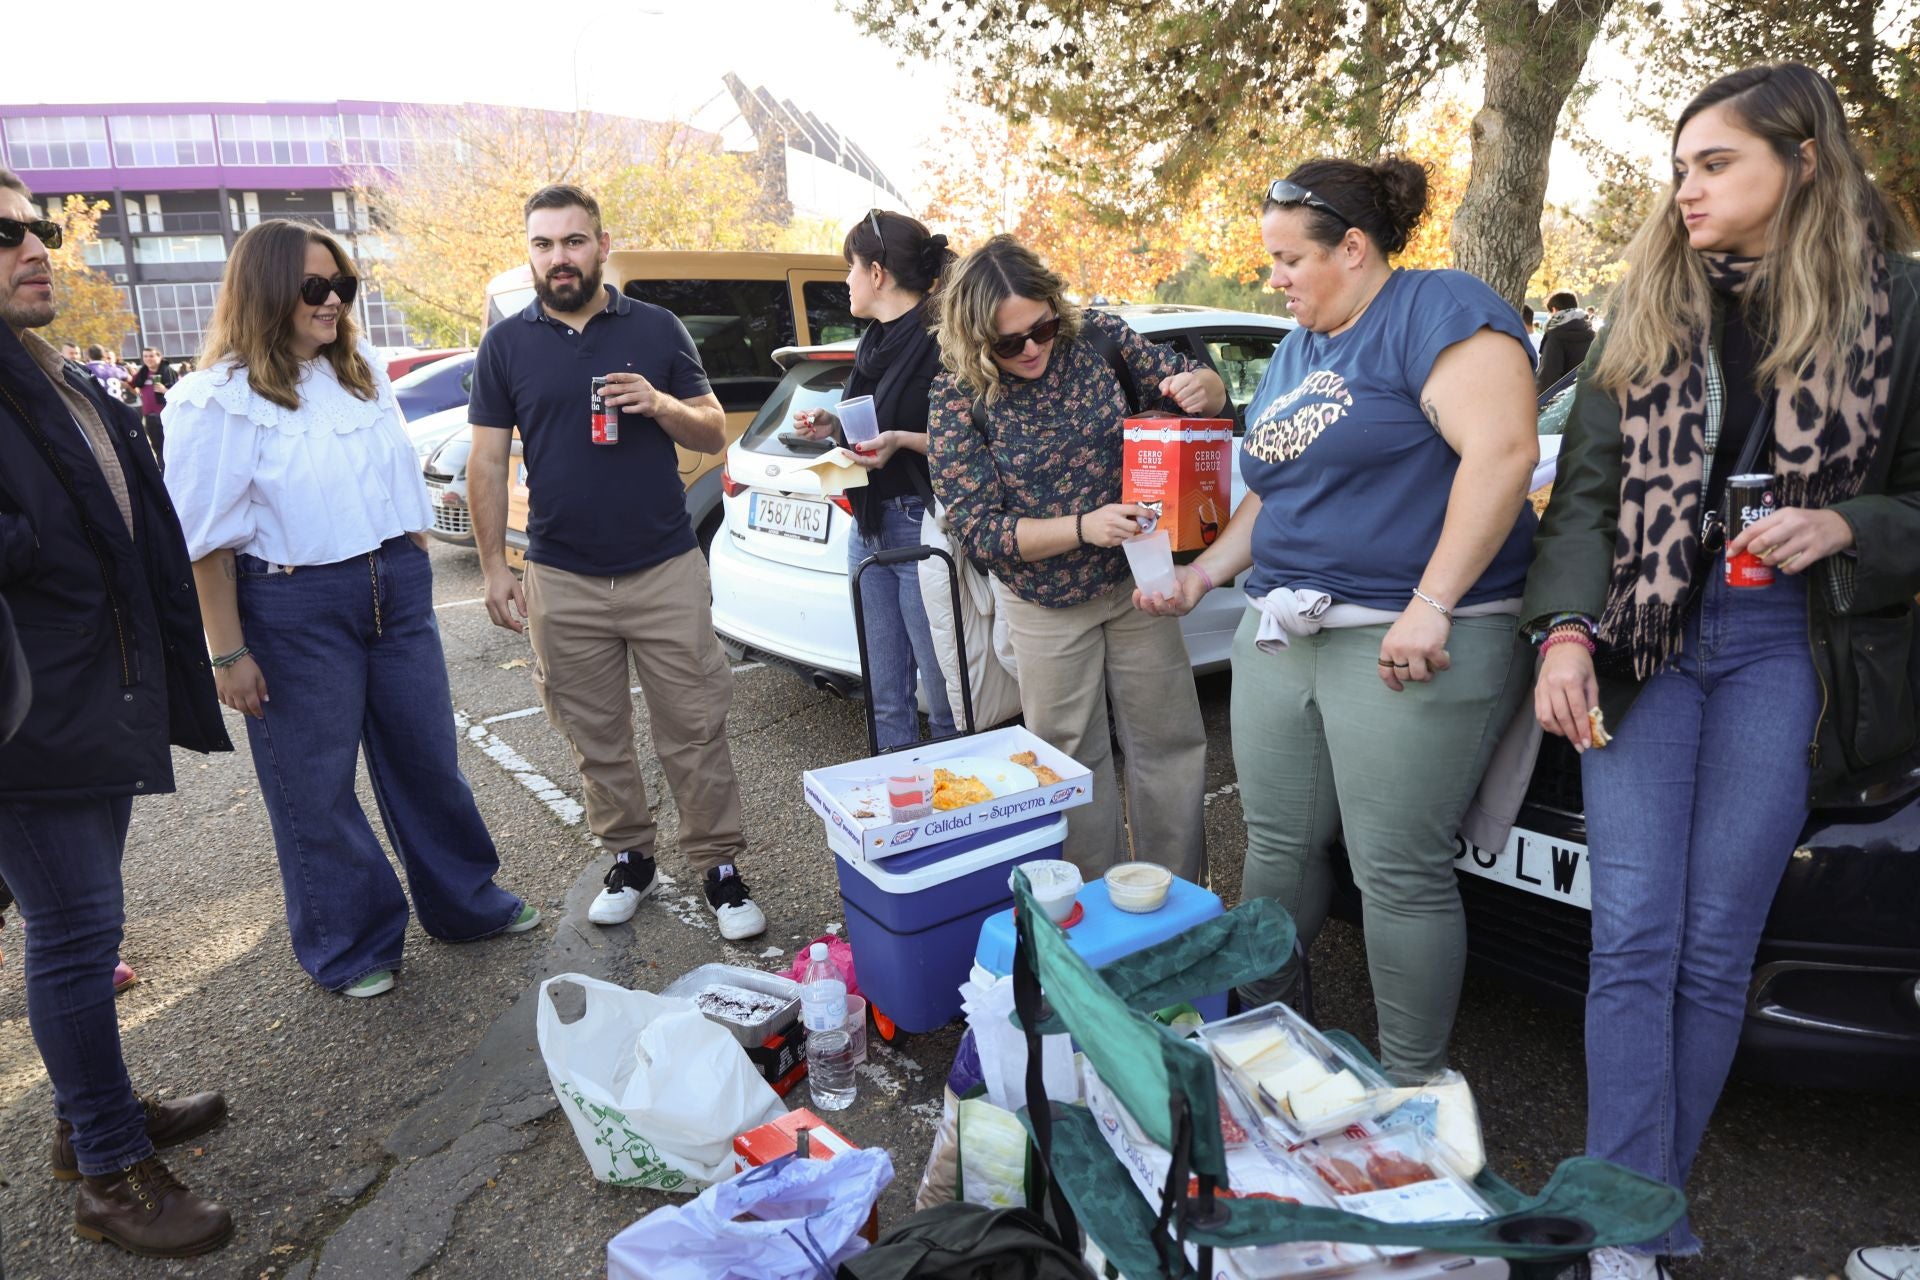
[451,711,583,827]
[434,597,485,610]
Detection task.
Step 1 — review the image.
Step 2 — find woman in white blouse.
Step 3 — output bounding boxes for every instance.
[164,221,537,999]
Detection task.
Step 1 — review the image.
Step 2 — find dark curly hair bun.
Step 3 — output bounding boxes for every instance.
[1369,158,1430,255]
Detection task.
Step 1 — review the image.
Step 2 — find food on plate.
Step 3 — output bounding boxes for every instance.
[1306,1155,1374,1196]
[932,768,995,810]
[1218,1096,1250,1148]
[1213,1027,1307,1080]
[1257,1055,1331,1104]
[1008,750,1063,786]
[1365,1149,1440,1190]
[1588,705,1612,748]
[852,809,876,820]
[695,983,787,1026]
[1186,1176,1297,1204]
[1009,750,1038,767]
[1284,1067,1367,1125]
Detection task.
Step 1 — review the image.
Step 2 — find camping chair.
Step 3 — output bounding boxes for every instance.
[1005,871,1687,1280]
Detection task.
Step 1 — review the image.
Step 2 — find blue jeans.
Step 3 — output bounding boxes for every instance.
[1581,563,1818,1256]
[237,536,522,991]
[849,497,956,750]
[0,796,155,1175]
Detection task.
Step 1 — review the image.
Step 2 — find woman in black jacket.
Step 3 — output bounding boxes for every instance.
[793,211,958,749]
[1522,65,1920,1277]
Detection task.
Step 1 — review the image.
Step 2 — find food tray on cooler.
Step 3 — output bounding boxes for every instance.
[657,963,801,1048]
[1199,1002,1393,1141]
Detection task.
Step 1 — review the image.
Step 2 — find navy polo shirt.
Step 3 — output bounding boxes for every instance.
[468,284,711,576]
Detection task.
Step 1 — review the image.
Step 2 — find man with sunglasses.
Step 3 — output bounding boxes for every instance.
[0,168,235,1259]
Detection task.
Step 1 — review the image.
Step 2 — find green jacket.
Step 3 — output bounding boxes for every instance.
[1521,255,1920,808]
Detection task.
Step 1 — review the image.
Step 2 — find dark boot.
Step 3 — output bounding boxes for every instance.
[74,1155,232,1258]
[53,1091,227,1181]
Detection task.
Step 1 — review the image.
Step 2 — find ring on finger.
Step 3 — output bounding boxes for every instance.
[1377,658,1395,667]
[1392,661,1411,668]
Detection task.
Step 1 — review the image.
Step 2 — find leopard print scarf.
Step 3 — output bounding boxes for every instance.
[1599,250,1893,677]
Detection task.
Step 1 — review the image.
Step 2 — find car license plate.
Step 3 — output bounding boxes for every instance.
[749,493,830,543]
[1454,827,1591,911]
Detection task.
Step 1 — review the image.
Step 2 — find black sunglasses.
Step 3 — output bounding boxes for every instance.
[1263,179,1355,229]
[989,314,1061,359]
[298,273,358,307]
[0,216,63,250]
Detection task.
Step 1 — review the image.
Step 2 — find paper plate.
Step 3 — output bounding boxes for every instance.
[927,755,1039,797]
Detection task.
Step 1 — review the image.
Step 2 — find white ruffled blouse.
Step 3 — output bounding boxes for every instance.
[162,341,433,565]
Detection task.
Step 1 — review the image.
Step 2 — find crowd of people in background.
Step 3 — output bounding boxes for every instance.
[1,56,1915,1279]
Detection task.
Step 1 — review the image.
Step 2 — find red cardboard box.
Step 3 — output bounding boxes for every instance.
[733,1109,878,1241]
[1122,413,1231,553]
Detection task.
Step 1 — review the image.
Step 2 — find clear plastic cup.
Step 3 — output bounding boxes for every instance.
[837,395,881,446]
[1122,529,1178,597]
[844,994,868,1066]
[887,763,935,821]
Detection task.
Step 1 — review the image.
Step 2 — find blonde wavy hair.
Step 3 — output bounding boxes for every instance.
[935,235,1081,406]
[201,220,378,410]
[1596,63,1913,395]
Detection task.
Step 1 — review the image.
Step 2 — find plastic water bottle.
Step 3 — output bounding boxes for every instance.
[807,1027,858,1111]
[801,942,848,1033]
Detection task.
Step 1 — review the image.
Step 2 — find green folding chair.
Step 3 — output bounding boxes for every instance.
[1005,870,1687,1279]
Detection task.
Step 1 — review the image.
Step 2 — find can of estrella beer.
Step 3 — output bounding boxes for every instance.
[590,376,618,446]
[1724,472,1778,588]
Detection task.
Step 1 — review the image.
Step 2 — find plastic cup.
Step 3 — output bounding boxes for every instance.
[887,763,935,821]
[837,395,880,446]
[844,994,868,1065]
[1122,529,1178,597]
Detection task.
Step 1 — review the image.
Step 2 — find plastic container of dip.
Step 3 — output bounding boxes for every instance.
[1105,862,1172,913]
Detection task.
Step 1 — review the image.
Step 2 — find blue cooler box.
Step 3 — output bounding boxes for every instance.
[974,874,1229,1021]
[834,814,1068,1034]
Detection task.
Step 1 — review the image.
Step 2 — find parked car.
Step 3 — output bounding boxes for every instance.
[392,350,476,425]
[708,304,1297,692]
[405,403,469,461]
[421,425,524,547]
[1330,374,1920,1094]
[383,347,470,381]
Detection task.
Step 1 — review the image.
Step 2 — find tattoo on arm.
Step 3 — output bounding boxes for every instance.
[1421,398,1440,429]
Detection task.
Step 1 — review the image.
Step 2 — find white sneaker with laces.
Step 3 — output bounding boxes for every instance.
[1585,1248,1668,1280]
[1849,1246,1920,1280]
[704,865,767,941]
[588,855,657,925]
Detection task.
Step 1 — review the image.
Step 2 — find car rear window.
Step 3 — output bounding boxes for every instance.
[623,278,797,413]
[740,360,855,455]
[803,281,861,344]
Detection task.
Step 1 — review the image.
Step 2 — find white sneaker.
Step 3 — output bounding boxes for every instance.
[1849,1246,1920,1280]
[703,865,767,941]
[588,855,657,925]
[1584,1248,1669,1280]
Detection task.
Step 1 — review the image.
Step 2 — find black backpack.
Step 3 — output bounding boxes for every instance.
[836,1203,1091,1280]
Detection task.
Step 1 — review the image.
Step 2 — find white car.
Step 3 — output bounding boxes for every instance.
[709,305,1299,695]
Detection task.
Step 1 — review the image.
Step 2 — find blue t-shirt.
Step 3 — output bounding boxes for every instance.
[1239,269,1537,608]
[468,285,711,577]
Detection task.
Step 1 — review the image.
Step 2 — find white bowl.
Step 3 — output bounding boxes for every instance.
[1105,862,1172,913]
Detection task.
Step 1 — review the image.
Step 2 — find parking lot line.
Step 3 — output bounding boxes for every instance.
[434,597,485,610]
[451,711,583,826]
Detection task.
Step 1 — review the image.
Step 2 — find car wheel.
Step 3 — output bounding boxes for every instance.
[696,509,723,560]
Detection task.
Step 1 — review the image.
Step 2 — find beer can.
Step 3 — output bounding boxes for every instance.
[1724,472,1777,588]
[590,376,618,445]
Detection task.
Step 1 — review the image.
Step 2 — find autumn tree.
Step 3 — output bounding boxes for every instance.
[354,107,781,346]
[43,195,135,356]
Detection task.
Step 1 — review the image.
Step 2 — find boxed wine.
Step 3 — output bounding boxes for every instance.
[1122,413,1232,553]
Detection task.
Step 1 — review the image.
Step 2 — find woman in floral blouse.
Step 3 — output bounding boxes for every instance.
[929,235,1227,878]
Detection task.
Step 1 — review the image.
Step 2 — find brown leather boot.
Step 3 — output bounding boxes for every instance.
[52,1091,227,1181]
[73,1155,232,1258]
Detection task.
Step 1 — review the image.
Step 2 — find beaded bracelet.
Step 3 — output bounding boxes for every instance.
[1075,511,1087,546]
[1540,630,1596,656]
[211,644,250,669]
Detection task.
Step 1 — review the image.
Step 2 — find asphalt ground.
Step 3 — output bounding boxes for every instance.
[0,540,1913,1279]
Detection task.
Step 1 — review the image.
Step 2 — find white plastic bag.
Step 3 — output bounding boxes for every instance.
[919,506,1023,729]
[608,1147,895,1280]
[958,971,1077,1114]
[957,1097,1029,1208]
[537,974,785,1190]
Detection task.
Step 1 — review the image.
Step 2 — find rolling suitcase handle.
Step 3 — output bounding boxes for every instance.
[850,544,977,756]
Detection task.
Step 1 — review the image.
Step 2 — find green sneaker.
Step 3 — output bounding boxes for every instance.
[505,904,541,934]
[342,970,394,999]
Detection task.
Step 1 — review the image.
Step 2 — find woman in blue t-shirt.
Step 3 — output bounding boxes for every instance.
[1140,157,1540,1080]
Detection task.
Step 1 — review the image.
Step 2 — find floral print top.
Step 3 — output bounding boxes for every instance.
[929,310,1199,608]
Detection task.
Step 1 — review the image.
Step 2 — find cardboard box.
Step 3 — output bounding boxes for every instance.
[733,1108,879,1241]
[747,1022,809,1096]
[1122,413,1232,553]
[803,724,1091,862]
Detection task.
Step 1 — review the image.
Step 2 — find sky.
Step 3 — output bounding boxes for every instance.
[12,0,1664,215]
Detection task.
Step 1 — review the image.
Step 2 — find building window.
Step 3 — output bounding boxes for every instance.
[108,114,217,167]
[2,116,110,170]
[137,283,221,355]
[112,287,141,359]
[133,235,228,265]
[83,238,127,267]
[215,114,338,166]
[359,284,412,348]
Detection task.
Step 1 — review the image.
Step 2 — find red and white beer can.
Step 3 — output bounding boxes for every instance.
[590,376,618,446]
[1724,472,1777,588]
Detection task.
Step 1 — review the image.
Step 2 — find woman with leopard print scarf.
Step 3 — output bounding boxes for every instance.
[1522,64,1920,1278]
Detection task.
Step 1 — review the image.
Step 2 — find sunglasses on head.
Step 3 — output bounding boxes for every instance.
[989,314,1061,360]
[867,208,885,244]
[0,216,63,250]
[299,273,358,307]
[1263,179,1355,230]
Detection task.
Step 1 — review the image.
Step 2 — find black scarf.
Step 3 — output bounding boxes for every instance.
[845,301,941,535]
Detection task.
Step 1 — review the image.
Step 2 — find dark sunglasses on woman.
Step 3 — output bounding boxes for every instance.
[990,315,1062,359]
[0,216,64,250]
[299,273,358,307]
[1263,179,1355,229]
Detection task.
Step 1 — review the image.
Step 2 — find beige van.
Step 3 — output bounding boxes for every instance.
[481,251,857,569]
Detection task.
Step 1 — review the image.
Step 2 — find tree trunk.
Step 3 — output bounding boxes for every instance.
[1450,0,1616,305]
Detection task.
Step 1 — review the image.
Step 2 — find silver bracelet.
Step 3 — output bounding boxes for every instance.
[1411,588,1452,619]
